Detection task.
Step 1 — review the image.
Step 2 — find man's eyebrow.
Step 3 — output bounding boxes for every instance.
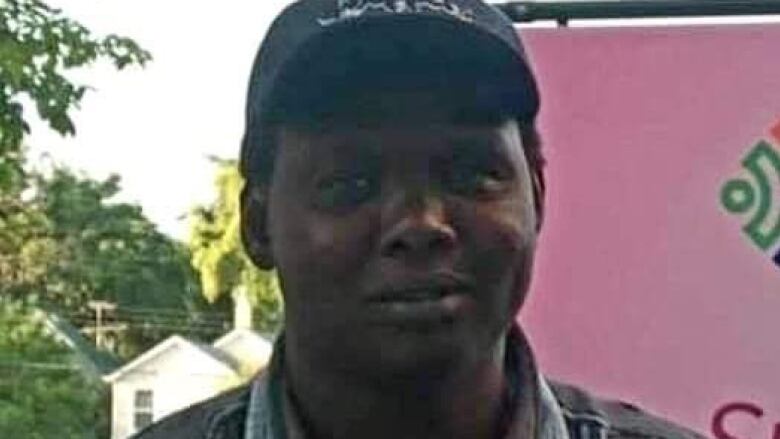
[294,129,384,159]
[449,109,507,126]
[445,137,505,161]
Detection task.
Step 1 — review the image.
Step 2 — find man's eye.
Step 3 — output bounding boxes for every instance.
[315,173,376,209]
[446,164,509,197]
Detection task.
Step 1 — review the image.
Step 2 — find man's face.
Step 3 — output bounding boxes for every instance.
[246,99,539,379]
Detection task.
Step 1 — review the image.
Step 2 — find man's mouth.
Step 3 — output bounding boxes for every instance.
[366,275,474,326]
[374,286,455,303]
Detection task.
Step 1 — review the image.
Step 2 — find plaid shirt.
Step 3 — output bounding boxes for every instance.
[244,327,570,439]
[132,326,705,439]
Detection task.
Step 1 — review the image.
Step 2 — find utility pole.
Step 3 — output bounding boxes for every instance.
[85,301,125,350]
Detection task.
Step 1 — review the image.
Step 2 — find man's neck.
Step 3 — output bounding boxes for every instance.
[283,336,521,439]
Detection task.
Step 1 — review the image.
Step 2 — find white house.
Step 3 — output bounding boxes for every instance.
[213,328,273,376]
[104,331,272,439]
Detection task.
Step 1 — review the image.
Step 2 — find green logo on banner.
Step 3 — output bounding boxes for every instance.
[720,121,780,268]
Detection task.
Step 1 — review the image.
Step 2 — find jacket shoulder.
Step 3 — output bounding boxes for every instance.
[548,380,707,439]
[132,383,251,439]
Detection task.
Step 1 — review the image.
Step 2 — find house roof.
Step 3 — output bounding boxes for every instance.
[104,335,238,383]
[213,328,272,350]
[193,340,241,370]
[38,310,121,378]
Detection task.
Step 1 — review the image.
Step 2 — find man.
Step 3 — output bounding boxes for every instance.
[136,1,705,438]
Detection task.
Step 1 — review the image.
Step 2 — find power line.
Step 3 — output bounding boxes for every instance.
[56,310,226,324]
[116,305,231,319]
[0,359,79,371]
[5,312,232,335]
[56,306,232,323]
[64,317,229,335]
[116,311,230,326]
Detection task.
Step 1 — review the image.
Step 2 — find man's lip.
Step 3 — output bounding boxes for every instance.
[364,272,475,327]
[367,272,475,304]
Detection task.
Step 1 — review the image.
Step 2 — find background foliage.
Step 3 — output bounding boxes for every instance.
[0,299,107,439]
[189,158,283,333]
[0,0,150,191]
[4,165,200,309]
[0,0,223,358]
[1,1,280,435]
[1,164,211,356]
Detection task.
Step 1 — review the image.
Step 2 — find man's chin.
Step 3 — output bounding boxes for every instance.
[345,327,487,384]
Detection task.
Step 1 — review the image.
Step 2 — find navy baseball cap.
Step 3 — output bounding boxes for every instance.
[240,0,540,179]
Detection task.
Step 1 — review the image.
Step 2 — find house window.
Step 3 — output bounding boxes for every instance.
[133,390,154,430]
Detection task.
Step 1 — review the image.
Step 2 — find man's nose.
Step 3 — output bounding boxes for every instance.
[379,195,457,261]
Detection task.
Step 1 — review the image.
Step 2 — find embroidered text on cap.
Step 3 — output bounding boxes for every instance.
[318,0,475,26]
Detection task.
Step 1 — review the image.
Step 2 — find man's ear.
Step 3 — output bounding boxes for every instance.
[531,169,546,233]
[241,183,275,270]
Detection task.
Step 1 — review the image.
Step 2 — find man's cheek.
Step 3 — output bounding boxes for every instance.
[468,207,536,299]
[470,202,535,254]
[303,215,376,277]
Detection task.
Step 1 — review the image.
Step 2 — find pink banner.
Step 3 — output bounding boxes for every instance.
[520,24,780,438]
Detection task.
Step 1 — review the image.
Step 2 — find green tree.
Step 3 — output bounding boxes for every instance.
[1,166,199,308]
[0,163,50,300]
[0,0,150,190]
[35,167,199,311]
[0,1,230,355]
[189,158,283,333]
[0,299,106,439]
[1,164,212,357]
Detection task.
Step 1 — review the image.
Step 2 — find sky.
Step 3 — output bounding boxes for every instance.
[28,0,296,240]
[26,1,780,240]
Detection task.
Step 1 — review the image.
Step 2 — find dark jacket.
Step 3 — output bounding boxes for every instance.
[132,378,706,439]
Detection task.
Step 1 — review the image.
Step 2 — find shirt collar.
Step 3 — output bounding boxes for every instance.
[245,327,570,439]
[506,325,570,439]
